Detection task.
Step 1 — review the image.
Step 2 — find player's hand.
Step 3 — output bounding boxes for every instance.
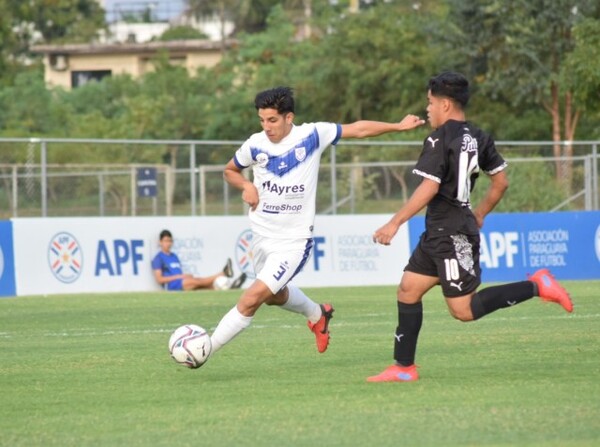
[372,221,400,245]
[398,114,426,131]
[242,183,259,211]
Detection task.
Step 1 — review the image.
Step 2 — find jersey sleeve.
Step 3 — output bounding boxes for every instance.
[151,253,162,271]
[233,139,255,169]
[412,130,446,183]
[314,122,342,151]
[478,134,507,175]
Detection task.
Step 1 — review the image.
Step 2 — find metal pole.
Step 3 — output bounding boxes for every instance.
[40,140,47,217]
[12,165,18,217]
[224,177,230,216]
[166,166,173,216]
[99,174,105,216]
[199,165,206,216]
[350,167,355,214]
[330,145,337,215]
[584,156,592,211]
[593,143,598,210]
[190,143,196,215]
[131,166,136,216]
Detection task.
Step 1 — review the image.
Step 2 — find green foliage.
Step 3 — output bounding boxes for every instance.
[299,5,437,122]
[471,159,569,212]
[0,0,598,184]
[0,0,106,86]
[186,0,280,35]
[0,70,71,136]
[446,0,599,140]
[562,18,600,112]
[16,0,106,43]
[1,1,599,142]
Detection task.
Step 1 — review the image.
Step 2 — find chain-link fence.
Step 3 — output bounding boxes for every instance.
[0,138,598,218]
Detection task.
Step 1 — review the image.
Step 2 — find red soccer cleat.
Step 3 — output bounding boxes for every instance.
[307,304,334,353]
[367,364,419,383]
[528,268,573,313]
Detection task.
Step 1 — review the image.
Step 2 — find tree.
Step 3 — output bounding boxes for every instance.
[14,0,106,44]
[446,0,600,188]
[562,18,600,122]
[0,0,106,86]
[184,0,276,49]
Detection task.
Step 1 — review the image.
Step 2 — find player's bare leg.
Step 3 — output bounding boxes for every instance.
[182,275,220,290]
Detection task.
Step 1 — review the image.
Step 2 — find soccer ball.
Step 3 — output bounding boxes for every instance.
[168,324,212,369]
[212,275,230,290]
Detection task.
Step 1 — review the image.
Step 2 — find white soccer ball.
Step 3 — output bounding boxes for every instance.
[168,324,212,369]
[212,275,230,290]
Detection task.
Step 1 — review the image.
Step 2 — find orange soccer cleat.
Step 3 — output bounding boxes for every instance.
[528,268,573,313]
[367,364,419,383]
[307,304,334,353]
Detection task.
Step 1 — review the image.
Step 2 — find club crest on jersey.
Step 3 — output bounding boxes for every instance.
[295,146,306,162]
[256,152,269,168]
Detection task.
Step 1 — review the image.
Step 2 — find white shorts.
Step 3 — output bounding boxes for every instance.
[252,234,314,294]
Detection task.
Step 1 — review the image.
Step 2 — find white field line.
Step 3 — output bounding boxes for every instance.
[0,313,598,339]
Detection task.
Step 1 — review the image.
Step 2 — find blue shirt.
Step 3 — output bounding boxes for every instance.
[152,251,183,291]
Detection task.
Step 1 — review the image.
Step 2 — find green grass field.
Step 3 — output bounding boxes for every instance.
[1,281,599,447]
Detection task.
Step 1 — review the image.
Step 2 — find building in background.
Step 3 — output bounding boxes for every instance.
[31,39,236,89]
[31,1,235,89]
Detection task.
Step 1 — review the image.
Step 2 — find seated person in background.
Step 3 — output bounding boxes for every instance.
[152,229,246,291]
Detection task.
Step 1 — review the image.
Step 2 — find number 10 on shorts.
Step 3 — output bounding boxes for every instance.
[444,258,460,281]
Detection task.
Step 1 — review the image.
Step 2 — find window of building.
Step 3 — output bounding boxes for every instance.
[71,70,112,88]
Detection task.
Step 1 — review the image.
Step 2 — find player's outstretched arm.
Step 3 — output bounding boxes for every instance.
[340,114,425,139]
[224,159,259,210]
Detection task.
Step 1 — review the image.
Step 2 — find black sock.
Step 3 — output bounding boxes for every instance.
[470,281,535,320]
[393,301,423,366]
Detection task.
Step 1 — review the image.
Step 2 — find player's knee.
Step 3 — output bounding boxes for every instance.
[238,293,266,315]
[265,288,287,306]
[396,282,412,302]
[448,307,474,322]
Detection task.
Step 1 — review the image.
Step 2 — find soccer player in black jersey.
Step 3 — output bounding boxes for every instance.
[367,71,573,383]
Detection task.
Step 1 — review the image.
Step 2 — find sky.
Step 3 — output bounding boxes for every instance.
[102,0,187,23]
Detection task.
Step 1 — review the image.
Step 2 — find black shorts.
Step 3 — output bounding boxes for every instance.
[405,232,481,297]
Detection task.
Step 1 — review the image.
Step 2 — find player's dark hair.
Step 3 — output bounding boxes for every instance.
[159,229,172,240]
[428,72,470,108]
[254,86,295,114]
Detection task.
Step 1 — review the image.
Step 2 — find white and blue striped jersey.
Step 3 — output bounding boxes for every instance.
[233,122,342,239]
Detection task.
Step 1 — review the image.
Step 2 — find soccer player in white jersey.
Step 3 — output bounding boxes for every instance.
[209,86,425,355]
[367,72,573,383]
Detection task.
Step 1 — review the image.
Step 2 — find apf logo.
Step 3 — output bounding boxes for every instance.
[235,229,256,279]
[48,232,83,283]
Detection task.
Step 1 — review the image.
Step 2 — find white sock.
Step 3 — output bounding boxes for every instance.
[280,285,322,323]
[210,306,253,353]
